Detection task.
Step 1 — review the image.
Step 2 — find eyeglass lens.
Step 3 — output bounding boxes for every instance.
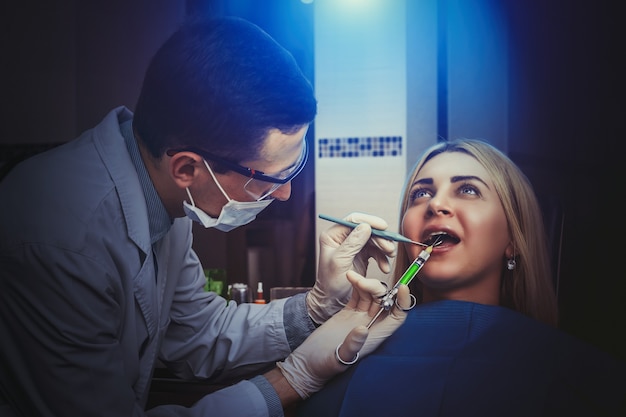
[244,179,282,200]
[243,141,307,200]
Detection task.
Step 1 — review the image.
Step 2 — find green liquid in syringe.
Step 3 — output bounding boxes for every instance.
[397,245,433,287]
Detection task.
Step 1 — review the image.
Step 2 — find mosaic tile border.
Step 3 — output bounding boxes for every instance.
[318,136,403,158]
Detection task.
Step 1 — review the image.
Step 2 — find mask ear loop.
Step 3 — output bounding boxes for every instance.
[203,159,232,202]
[185,187,196,207]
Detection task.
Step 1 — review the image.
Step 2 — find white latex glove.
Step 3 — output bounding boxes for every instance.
[307,212,396,325]
[277,270,410,399]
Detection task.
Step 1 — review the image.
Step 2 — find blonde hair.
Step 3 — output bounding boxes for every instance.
[395,139,559,326]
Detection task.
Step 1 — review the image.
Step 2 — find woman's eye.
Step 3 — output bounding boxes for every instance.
[458,183,479,196]
[410,188,432,201]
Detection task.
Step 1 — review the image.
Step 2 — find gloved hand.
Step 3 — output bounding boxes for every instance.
[307,212,396,325]
[278,270,410,399]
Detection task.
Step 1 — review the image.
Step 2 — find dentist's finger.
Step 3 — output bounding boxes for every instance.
[336,325,368,366]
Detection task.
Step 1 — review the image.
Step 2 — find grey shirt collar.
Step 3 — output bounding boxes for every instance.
[121,120,172,244]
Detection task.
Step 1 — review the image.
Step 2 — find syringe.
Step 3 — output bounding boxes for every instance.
[366,244,434,329]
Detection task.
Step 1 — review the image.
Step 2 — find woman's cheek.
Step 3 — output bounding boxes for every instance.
[401,208,422,239]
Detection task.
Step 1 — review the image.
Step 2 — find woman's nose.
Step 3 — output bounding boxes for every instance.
[426,194,452,217]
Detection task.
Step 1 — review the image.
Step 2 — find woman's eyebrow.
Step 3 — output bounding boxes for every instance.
[451,175,490,189]
[412,177,433,186]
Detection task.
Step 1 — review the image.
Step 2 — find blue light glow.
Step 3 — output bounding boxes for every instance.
[329,0,388,15]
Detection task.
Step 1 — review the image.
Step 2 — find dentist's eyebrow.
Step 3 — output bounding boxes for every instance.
[451,175,490,189]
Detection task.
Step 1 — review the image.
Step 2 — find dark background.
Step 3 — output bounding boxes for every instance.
[505,1,625,362]
[1,0,624,363]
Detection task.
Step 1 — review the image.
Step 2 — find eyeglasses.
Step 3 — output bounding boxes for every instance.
[166,139,308,200]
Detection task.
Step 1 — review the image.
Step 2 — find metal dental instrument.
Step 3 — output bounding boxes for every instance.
[366,238,440,329]
[319,214,430,247]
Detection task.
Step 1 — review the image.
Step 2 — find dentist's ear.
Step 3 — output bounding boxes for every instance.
[168,151,203,189]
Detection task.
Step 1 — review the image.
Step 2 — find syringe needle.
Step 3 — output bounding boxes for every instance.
[366,306,385,329]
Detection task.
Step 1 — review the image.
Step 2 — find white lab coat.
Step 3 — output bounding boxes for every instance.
[0,107,301,416]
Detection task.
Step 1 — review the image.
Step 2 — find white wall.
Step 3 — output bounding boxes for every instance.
[314,0,410,282]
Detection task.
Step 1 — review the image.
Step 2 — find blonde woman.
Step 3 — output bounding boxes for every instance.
[396,138,558,325]
[298,139,625,417]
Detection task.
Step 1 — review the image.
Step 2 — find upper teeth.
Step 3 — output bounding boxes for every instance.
[427,232,448,245]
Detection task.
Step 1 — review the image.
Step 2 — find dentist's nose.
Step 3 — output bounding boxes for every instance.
[269,181,292,201]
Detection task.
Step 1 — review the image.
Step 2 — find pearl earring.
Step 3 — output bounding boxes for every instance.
[507,258,516,270]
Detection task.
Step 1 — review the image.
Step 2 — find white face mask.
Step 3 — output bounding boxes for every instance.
[183,160,273,232]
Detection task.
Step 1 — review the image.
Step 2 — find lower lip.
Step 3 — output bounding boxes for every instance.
[430,243,454,254]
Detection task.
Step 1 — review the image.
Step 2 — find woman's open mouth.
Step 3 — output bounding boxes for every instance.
[423,231,460,247]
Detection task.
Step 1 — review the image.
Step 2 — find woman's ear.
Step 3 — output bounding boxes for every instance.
[169,152,203,189]
[504,241,515,259]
